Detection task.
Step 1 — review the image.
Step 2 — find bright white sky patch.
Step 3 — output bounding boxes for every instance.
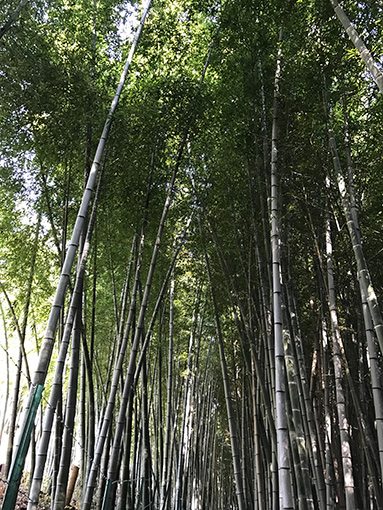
[116,2,139,43]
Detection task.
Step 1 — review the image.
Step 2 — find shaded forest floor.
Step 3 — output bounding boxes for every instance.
[0,480,49,510]
[0,479,79,510]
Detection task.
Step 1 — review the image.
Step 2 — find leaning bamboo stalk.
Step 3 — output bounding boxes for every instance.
[342,344,382,500]
[283,370,307,510]
[314,210,381,495]
[208,222,279,510]
[80,327,95,483]
[202,239,247,510]
[140,346,152,510]
[191,336,213,509]
[203,217,279,509]
[96,29,216,509]
[93,150,190,510]
[284,268,326,510]
[0,0,29,38]
[319,314,335,510]
[27,171,102,510]
[2,2,152,506]
[329,129,383,477]
[117,389,134,510]
[329,129,383,353]
[206,393,218,509]
[325,210,357,510]
[246,160,275,412]
[240,376,249,506]
[174,288,200,510]
[283,328,314,510]
[199,374,214,508]
[100,220,191,510]
[81,223,145,509]
[160,274,175,510]
[343,109,383,480]
[53,310,81,509]
[203,218,277,451]
[83,156,155,508]
[330,0,383,93]
[34,0,150,393]
[133,217,192,384]
[84,143,162,510]
[251,354,263,510]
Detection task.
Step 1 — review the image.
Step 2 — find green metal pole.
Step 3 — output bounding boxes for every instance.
[101,479,112,510]
[2,385,44,510]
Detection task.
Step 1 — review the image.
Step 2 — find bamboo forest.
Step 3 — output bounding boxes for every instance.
[1,0,383,509]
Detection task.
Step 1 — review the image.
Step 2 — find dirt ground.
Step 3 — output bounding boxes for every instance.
[0,479,65,509]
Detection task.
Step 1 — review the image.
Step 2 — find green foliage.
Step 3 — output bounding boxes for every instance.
[1,0,383,506]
